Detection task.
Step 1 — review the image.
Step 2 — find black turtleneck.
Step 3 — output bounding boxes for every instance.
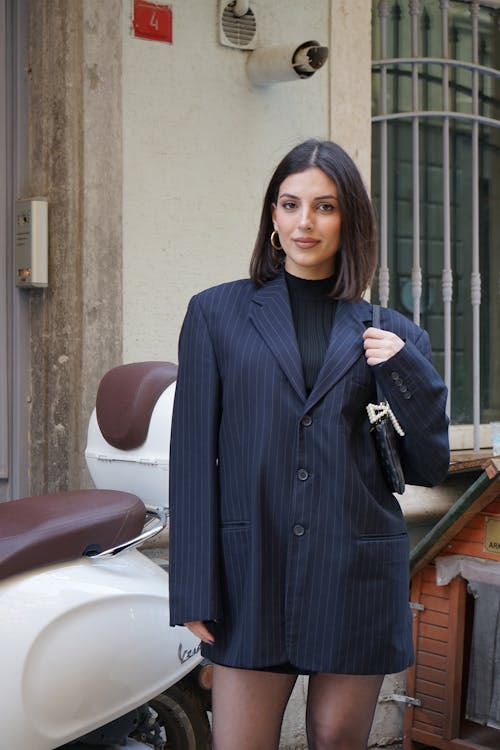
[284,271,337,395]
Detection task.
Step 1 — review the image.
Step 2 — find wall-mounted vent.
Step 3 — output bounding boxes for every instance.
[219,2,257,50]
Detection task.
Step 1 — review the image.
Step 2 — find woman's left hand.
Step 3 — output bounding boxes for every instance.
[363,327,405,365]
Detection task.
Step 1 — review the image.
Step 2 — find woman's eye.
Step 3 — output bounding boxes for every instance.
[281,201,296,210]
[318,203,335,212]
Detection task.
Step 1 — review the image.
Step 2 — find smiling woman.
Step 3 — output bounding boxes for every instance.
[250,139,378,302]
[271,167,342,280]
[169,139,450,750]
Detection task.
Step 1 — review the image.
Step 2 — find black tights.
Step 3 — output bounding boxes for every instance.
[211,664,384,750]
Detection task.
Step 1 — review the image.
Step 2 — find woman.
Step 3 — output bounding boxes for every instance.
[169,140,449,750]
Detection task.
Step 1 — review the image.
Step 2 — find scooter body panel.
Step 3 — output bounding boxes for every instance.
[0,548,201,750]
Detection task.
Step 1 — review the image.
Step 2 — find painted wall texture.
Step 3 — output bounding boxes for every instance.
[121,0,373,364]
[122,0,331,363]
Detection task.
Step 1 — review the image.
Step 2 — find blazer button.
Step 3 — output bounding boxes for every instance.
[403,392,412,399]
[301,414,313,427]
[293,524,305,537]
[297,469,309,481]
[391,371,400,380]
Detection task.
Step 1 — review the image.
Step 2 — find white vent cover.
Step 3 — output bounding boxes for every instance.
[219,1,257,50]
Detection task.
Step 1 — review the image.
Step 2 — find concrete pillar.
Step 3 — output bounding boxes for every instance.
[329,0,373,186]
[28,0,122,493]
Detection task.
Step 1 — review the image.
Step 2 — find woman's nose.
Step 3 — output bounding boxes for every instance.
[298,207,313,229]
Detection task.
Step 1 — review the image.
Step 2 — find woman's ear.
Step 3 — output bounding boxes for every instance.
[271,203,277,227]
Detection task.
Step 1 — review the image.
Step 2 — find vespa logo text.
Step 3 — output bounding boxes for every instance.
[178,641,202,664]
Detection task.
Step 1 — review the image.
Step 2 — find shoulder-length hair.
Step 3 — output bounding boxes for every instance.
[249,139,378,301]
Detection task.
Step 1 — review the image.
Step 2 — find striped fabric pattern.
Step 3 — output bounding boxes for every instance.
[168,273,449,674]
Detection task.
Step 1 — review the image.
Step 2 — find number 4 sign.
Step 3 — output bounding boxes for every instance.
[133,1,173,43]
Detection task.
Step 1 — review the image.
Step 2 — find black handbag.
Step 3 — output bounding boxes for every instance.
[366,305,406,495]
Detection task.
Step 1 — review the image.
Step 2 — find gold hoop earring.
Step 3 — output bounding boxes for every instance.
[271,230,283,251]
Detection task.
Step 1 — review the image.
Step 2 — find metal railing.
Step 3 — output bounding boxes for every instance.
[372,0,500,450]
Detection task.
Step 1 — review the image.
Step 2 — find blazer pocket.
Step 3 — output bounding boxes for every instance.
[219,520,250,531]
[358,531,408,542]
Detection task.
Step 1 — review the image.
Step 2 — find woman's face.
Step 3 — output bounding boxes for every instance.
[271,167,342,280]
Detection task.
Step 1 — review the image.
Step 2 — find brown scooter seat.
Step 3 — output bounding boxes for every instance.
[95,361,178,450]
[0,489,145,581]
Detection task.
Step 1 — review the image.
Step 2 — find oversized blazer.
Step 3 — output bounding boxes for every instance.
[168,272,449,674]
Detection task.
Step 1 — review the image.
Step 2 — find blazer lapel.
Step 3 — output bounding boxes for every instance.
[306,298,371,409]
[249,275,307,402]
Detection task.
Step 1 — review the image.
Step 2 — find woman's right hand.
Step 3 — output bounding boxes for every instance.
[184,620,215,644]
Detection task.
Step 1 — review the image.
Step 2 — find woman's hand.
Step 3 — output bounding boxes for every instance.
[184,620,215,644]
[363,327,404,365]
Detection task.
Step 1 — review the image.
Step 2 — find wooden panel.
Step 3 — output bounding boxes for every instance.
[411,725,448,747]
[482,499,500,514]
[445,577,467,739]
[410,472,500,576]
[419,636,448,656]
[421,579,450,598]
[461,515,488,530]
[446,538,500,561]
[454,526,486,543]
[421,593,450,614]
[448,450,492,473]
[414,706,445,729]
[416,677,445,699]
[422,565,439,583]
[421,609,449,628]
[416,663,447,685]
[445,508,500,559]
[417,649,447,670]
[419,694,445,714]
[419,622,448,641]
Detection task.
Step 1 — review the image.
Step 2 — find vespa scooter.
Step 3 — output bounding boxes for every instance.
[0,362,211,750]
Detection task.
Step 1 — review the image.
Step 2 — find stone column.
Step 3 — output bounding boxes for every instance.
[28,0,123,493]
[329,0,373,186]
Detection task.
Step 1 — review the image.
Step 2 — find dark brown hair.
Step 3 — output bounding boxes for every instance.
[249,139,377,301]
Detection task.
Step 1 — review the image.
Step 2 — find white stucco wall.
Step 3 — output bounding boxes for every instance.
[122,0,332,363]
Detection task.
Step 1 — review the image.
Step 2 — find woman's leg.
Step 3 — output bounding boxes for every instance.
[211,664,297,750]
[305,673,384,750]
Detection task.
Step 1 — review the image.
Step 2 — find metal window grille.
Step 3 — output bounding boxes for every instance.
[372,0,500,451]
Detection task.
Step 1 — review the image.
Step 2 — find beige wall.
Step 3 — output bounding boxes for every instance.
[121,0,373,364]
[26,0,373,503]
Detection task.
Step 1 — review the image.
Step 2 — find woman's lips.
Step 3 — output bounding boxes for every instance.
[293,238,319,248]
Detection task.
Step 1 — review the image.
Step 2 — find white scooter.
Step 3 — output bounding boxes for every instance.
[0,362,211,750]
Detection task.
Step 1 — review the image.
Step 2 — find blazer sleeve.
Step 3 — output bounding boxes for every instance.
[372,325,450,487]
[168,294,223,626]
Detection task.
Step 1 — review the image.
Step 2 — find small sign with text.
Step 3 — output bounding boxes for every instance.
[133,1,172,43]
[485,517,500,555]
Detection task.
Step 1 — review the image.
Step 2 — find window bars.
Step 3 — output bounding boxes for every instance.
[372,0,500,450]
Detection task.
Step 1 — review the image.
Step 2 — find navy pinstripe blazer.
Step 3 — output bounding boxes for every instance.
[168,273,449,674]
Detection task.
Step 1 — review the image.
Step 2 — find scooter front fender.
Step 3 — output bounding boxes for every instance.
[0,549,201,750]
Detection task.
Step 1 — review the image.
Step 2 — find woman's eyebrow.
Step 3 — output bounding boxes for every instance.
[278,192,338,200]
